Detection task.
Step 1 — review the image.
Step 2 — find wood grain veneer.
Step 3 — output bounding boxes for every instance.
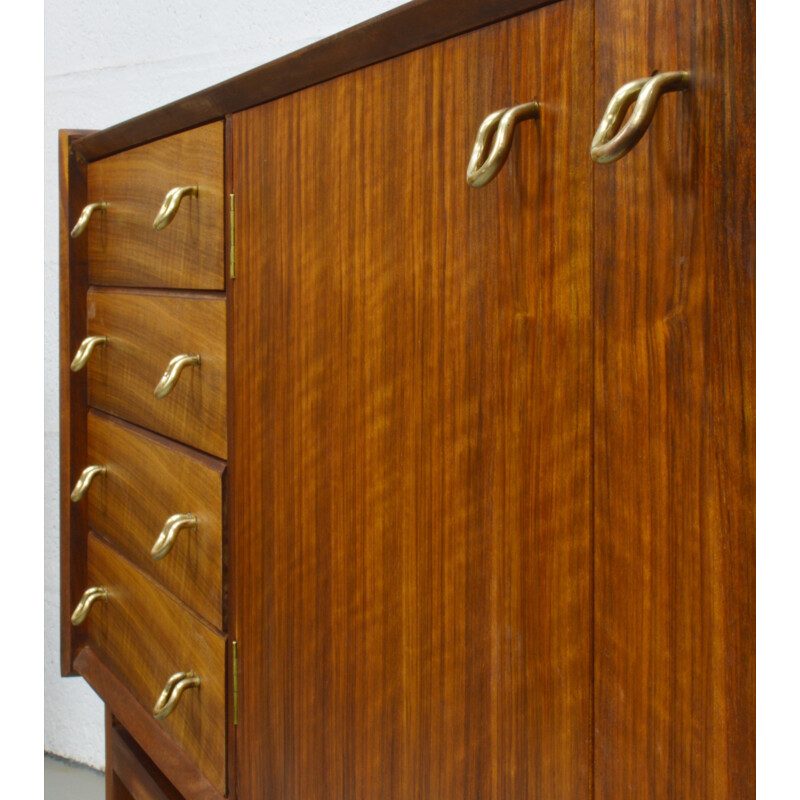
[230,2,593,798]
[76,649,225,800]
[87,123,224,290]
[85,533,227,794]
[592,0,756,797]
[87,411,226,630]
[61,1,755,796]
[86,289,228,458]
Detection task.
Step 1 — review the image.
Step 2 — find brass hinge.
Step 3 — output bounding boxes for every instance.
[232,640,239,725]
[229,193,236,280]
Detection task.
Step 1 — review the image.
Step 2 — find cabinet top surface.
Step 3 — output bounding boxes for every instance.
[70,0,550,162]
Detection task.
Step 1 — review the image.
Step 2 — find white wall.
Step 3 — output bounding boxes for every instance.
[44,0,405,770]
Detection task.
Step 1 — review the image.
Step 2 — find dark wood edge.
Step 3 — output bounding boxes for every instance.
[106,707,116,799]
[75,647,226,800]
[73,0,552,161]
[223,113,237,800]
[112,721,186,800]
[88,285,226,301]
[88,408,227,476]
[60,129,94,676]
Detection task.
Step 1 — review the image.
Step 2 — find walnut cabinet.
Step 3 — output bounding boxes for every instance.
[59,1,754,798]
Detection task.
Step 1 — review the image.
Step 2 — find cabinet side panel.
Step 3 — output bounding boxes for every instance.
[232,3,593,798]
[593,0,755,797]
[59,129,93,675]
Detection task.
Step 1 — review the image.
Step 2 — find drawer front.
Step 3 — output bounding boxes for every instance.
[87,411,225,630]
[86,289,227,459]
[87,122,224,290]
[85,533,226,794]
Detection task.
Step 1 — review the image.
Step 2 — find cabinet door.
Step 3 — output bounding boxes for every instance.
[593,0,755,797]
[231,1,592,799]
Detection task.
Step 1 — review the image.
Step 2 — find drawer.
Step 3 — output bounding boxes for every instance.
[86,411,225,630]
[86,122,224,290]
[84,532,227,794]
[86,289,227,459]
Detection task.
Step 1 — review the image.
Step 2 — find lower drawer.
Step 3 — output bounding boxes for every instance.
[83,533,227,794]
[86,410,226,630]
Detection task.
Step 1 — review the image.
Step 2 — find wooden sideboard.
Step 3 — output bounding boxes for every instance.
[60,1,755,798]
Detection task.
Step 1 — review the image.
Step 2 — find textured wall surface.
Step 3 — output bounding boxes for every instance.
[44,0,404,770]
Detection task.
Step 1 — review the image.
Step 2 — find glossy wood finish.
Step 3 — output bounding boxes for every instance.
[86,288,228,458]
[76,648,225,800]
[87,123,224,289]
[592,0,755,797]
[61,1,755,796]
[86,410,226,629]
[73,0,560,162]
[111,721,186,800]
[231,3,593,798]
[60,129,95,675]
[84,533,227,794]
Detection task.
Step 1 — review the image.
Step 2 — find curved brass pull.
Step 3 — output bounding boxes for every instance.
[466,101,540,188]
[70,335,107,371]
[70,202,107,238]
[591,71,690,164]
[70,464,106,502]
[153,186,198,230]
[154,354,200,398]
[151,513,197,561]
[71,586,107,625]
[153,671,200,719]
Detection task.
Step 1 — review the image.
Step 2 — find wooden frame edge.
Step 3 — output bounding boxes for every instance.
[223,112,238,800]
[59,129,94,676]
[73,0,551,161]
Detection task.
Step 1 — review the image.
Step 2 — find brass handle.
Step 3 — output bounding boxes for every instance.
[153,671,200,719]
[591,71,690,164]
[70,335,107,371]
[153,185,198,230]
[70,202,107,238]
[70,586,107,625]
[70,464,106,502]
[151,513,197,561]
[154,354,201,398]
[466,101,540,188]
